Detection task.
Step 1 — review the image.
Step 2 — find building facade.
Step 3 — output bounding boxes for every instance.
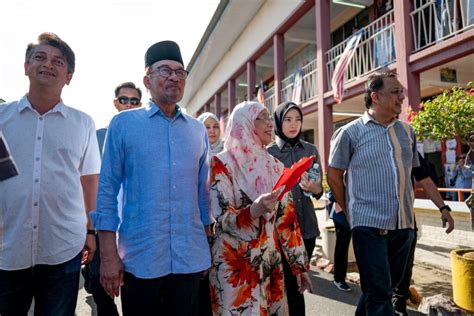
[182,0,473,171]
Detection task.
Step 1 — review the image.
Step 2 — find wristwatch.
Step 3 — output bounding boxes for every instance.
[87,229,96,235]
[439,205,452,213]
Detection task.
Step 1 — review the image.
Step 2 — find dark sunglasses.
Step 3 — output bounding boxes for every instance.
[117,96,140,106]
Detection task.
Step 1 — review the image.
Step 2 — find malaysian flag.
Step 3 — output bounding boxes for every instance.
[257,81,265,105]
[219,115,226,136]
[291,67,303,105]
[331,31,363,104]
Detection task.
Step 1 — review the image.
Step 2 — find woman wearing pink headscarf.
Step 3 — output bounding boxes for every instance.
[209,101,312,315]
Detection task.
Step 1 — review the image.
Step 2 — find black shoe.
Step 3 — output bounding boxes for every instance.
[393,295,408,316]
[333,280,351,292]
[81,266,92,294]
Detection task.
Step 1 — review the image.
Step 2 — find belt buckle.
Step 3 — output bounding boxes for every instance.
[379,229,388,235]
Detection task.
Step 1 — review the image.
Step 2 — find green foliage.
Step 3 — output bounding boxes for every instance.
[409,82,474,142]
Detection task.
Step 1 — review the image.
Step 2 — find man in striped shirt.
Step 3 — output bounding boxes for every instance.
[328,72,419,315]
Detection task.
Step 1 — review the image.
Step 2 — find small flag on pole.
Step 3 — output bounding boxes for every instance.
[331,31,363,104]
[219,115,225,136]
[291,68,303,105]
[257,81,265,105]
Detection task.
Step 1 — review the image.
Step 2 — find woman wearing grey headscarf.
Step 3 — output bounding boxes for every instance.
[197,112,224,157]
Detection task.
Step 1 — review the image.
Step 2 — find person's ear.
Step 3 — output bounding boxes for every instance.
[370,91,380,105]
[143,75,151,89]
[65,73,73,85]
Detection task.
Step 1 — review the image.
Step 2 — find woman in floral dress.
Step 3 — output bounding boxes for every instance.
[209,101,312,315]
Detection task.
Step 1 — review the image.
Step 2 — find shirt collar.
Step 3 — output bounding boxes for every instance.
[17,95,68,117]
[362,111,398,128]
[276,136,303,149]
[146,99,187,121]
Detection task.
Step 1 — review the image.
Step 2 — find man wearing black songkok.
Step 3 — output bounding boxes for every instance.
[92,40,214,315]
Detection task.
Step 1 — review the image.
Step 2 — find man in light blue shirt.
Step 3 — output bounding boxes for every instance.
[91,40,213,315]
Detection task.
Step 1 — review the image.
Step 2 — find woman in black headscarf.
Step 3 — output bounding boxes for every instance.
[267,101,323,316]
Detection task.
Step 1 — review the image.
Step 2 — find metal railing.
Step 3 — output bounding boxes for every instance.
[264,87,275,113]
[415,187,471,201]
[326,10,396,87]
[301,59,318,103]
[281,74,294,103]
[411,0,474,52]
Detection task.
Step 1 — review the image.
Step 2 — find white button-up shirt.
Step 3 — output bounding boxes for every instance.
[0,96,101,270]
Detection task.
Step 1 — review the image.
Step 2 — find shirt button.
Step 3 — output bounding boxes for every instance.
[172,162,176,166]
[34,202,38,206]
[39,117,43,121]
[35,157,40,161]
[173,185,176,190]
[37,136,41,140]
[33,225,37,229]
[35,179,39,183]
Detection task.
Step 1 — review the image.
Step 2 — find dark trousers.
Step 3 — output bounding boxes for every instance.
[352,227,414,316]
[394,227,418,301]
[0,251,82,316]
[121,271,202,316]
[333,221,352,283]
[281,237,315,316]
[85,235,119,316]
[194,275,212,316]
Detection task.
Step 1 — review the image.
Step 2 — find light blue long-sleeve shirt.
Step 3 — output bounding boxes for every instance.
[91,101,213,278]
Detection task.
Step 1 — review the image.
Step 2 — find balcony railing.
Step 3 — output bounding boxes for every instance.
[279,59,319,106]
[301,59,318,103]
[264,87,275,113]
[411,0,474,52]
[326,10,396,87]
[281,74,294,103]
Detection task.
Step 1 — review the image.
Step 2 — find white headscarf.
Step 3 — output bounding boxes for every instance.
[197,112,224,157]
[217,101,283,201]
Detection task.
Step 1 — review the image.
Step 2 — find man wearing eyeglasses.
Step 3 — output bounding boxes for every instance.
[91,40,213,315]
[83,82,142,316]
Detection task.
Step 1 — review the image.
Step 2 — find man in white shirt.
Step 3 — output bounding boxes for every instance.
[0,32,101,315]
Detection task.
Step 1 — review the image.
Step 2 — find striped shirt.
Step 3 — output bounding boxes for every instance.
[329,112,420,230]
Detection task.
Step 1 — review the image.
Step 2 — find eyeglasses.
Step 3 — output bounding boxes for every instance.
[148,66,188,80]
[117,96,141,106]
[255,115,273,123]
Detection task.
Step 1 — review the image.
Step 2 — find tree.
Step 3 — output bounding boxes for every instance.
[409,82,474,142]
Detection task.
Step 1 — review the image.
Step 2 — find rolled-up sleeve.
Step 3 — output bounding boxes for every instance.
[91,116,124,232]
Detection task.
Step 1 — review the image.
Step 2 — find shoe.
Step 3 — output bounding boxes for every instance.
[392,294,408,316]
[333,280,351,292]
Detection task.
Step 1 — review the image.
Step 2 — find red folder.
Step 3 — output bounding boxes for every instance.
[273,155,315,201]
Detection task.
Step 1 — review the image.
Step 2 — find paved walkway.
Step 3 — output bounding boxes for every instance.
[28,237,454,315]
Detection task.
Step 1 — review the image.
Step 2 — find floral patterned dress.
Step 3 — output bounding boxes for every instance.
[209,155,309,316]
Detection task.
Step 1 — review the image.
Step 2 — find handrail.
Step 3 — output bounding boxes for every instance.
[415,187,471,202]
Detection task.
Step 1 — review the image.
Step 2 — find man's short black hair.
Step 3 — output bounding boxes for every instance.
[25,32,75,74]
[114,82,142,100]
[364,72,398,109]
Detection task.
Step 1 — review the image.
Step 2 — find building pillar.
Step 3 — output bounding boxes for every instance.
[215,93,222,117]
[394,0,421,121]
[247,61,256,101]
[228,79,236,113]
[315,0,333,171]
[204,103,211,112]
[273,33,284,106]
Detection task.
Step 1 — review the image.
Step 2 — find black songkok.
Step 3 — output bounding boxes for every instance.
[144,40,184,68]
